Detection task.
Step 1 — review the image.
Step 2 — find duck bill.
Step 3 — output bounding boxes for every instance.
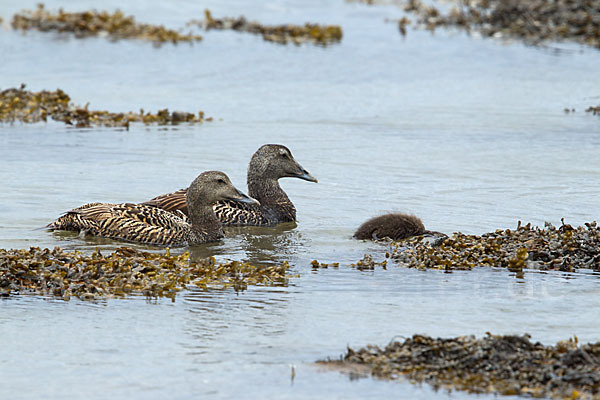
[229,189,260,206]
[292,164,318,183]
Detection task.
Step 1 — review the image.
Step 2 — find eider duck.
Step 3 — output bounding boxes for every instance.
[47,171,257,246]
[143,144,317,226]
[354,213,444,241]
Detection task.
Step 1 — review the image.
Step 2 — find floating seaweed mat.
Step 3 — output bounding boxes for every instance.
[311,221,600,273]
[0,246,290,300]
[0,85,209,128]
[587,105,600,116]
[188,9,342,46]
[311,255,385,271]
[11,3,202,45]
[391,220,600,273]
[319,333,600,399]
[355,0,600,49]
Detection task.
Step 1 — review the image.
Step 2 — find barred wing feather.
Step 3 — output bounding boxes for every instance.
[49,202,191,246]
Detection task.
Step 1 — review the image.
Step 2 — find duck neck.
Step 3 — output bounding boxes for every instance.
[188,203,224,241]
[248,177,296,222]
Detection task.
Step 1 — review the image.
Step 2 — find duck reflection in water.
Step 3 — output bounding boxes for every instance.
[187,222,300,267]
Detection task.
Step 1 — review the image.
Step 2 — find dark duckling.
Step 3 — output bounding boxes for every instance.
[143,144,317,226]
[48,171,257,246]
[354,213,444,241]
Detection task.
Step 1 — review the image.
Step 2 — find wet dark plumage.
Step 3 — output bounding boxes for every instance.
[354,213,429,240]
[48,171,255,246]
[143,144,317,226]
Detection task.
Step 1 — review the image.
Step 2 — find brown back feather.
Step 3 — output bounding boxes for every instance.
[142,188,188,215]
[143,188,272,226]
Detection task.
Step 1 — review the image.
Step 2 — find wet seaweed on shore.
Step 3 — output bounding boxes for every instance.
[392,220,600,272]
[188,10,343,46]
[11,3,203,45]
[0,246,290,300]
[0,85,208,128]
[319,333,600,399]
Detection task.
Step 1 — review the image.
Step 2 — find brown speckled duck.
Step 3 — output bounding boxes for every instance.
[143,144,317,226]
[47,171,257,246]
[354,213,444,241]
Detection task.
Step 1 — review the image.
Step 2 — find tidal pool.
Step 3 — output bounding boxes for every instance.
[1,0,599,398]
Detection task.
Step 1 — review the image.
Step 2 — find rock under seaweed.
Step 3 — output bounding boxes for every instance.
[0,246,290,300]
[12,3,202,45]
[188,9,342,46]
[319,333,600,399]
[0,85,208,128]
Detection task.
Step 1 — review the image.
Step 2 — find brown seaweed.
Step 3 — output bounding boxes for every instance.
[357,0,600,49]
[341,220,600,273]
[0,85,208,128]
[12,3,202,45]
[391,220,600,272]
[586,105,600,116]
[188,9,342,46]
[0,246,290,300]
[319,333,600,399]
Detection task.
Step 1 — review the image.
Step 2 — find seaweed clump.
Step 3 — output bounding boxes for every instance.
[364,0,600,49]
[351,253,388,270]
[12,3,202,45]
[0,85,208,128]
[411,0,600,48]
[392,220,600,272]
[311,260,340,269]
[190,9,342,46]
[320,333,600,399]
[586,105,600,116]
[0,246,290,300]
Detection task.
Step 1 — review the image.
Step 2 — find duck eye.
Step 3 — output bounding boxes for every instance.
[216,178,226,184]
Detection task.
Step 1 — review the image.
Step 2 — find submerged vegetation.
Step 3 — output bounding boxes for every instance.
[0,85,208,128]
[189,9,343,46]
[11,3,202,45]
[0,247,290,300]
[320,333,600,399]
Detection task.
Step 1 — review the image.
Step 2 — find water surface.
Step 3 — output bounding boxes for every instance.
[1,0,599,398]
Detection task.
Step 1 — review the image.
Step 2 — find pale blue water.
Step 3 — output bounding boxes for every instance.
[1,0,599,398]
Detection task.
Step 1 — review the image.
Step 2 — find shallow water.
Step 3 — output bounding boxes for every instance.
[1,0,600,398]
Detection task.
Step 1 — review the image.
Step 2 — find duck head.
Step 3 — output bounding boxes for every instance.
[187,171,259,209]
[248,144,318,183]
